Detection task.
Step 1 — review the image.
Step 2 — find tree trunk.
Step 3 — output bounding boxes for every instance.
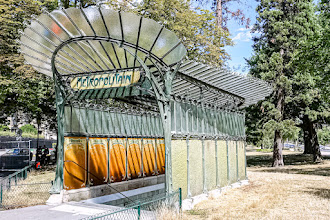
[273,130,284,166]
[216,0,223,28]
[272,87,285,167]
[302,115,313,154]
[311,123,322,162]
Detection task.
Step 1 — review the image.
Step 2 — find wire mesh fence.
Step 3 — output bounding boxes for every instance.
[82,188,182,220]
[0,181,52,210]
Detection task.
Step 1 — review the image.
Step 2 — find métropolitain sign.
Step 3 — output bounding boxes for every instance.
[70,71,140,90]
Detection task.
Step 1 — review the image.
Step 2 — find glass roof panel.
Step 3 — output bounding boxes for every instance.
[151,28,180,60]
[100,9,122,40]
[64,8,95,36]
[50,10,81,37]
[121,12,141,45]
[83,8,108,37]
[139,18,162,51]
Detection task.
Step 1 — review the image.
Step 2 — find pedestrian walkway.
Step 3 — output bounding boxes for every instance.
[0,202,116,220]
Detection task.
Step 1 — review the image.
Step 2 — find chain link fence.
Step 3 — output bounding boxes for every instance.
[0,181,52,210]
[81,188,182,220]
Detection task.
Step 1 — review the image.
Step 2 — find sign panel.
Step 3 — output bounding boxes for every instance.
[64,137,87,190]
[88,138,108,186]
[71,71,140,90]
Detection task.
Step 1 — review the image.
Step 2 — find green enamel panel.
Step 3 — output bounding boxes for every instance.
[94,110,102,134]
[101,111,109,135]
[218,140,228,187]
[228,141,237,184]
[64,106,71,133]
[205,140,216,191]
[171,140,188,199]
[189,140,203,196]
[71,107,81,133]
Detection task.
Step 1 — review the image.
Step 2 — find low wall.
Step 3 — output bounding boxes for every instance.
[62,175,165,203]
[171,139,246,199]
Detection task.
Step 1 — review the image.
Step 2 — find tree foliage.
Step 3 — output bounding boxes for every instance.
[106,0,233,66]
[318,127,330,146]
[0,0,57,129]
[247,0,320,166]
[195,0,251,29]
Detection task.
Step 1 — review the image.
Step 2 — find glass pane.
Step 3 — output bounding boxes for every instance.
[101,9,122,40]
[65,8,94,36]
[83,8,108,37]
[121,12,140,45]
[152,28,180,60]
[139,17,162,51]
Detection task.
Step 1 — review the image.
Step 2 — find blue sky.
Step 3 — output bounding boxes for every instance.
[192,0,260,74]
[223,0,259,74]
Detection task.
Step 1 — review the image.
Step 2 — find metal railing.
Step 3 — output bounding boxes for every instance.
[0,165,32,187]
[81,188,182,220]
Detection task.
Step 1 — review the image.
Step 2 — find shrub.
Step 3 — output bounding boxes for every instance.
[20,124,38,135]
[0,125,10,131]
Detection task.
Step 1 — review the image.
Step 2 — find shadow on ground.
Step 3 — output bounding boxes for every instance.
[247,153,314,167]
[303,188,330,200]
[247,153,330,176]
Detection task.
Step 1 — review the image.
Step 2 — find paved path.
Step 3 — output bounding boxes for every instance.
[0,202,117,220]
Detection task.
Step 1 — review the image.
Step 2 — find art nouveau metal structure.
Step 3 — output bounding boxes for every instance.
[20,8,271,201]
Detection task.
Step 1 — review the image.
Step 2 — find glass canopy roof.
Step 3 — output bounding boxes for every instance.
[19,7,272,109]
[20,8,186,77]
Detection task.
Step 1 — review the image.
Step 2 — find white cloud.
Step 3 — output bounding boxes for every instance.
[232,30,252,42]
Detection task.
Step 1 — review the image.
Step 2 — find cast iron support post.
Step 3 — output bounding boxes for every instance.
[163,72,173,194]
[50,80,65,193]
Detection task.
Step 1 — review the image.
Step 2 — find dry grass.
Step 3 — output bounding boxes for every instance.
[183,152,330,220]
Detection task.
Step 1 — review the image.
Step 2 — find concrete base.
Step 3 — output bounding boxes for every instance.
[82,183,165,206]
[46,191,64,206]
[47,175,165,205]
[182,180,249,211]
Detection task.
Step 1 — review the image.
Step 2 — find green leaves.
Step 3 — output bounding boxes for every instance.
[246,0,329,148]
[135,0,233,66]
[0,0,56,128]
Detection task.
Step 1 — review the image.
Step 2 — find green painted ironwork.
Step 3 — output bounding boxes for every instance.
[19,7,264,198]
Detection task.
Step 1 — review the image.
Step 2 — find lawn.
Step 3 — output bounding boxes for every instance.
[183,151,330,220]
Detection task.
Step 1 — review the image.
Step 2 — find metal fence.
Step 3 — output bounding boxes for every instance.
[0,165,31,184]
[0,181,52,210]
[0,165,52,210]
[82,188,182,220]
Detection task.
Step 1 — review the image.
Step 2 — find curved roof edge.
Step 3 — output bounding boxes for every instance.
[19,8,187,78]
[174,60,272,108]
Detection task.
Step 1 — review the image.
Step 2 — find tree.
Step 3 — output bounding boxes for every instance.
[59,0,98,8]
[195,0,251,29]
[289,0,330,161]
[108,0,233,66]
[0,0,58,129]
[248,0,318,166]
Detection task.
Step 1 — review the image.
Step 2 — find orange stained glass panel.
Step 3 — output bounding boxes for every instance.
[110,138,127,181]
[127,138,142,179]
[63,137,87,190]
[157,139,165,174]
[88,138,108,186]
